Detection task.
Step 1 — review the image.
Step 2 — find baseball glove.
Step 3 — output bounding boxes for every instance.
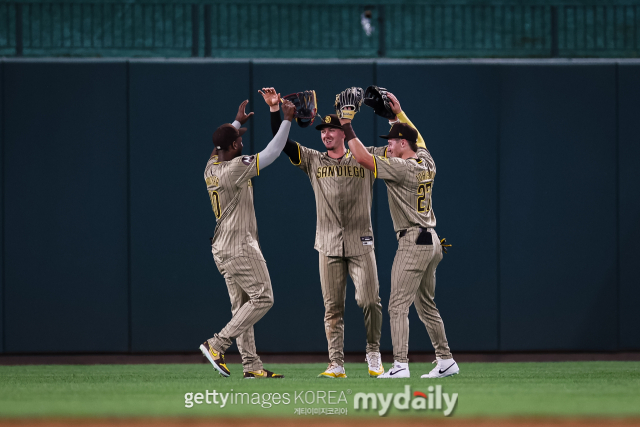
[282,90,318,128]
[334,87,364,120]
[363,85,396,120]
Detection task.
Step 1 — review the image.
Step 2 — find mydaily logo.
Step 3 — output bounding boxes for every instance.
[354,385,458,417]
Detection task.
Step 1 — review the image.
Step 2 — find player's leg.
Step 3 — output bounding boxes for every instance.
[414,232,458,379]
[380,228,434,379]
[203,257,275,376]
[200,262,236,377]
[230,289,264,374]
[346,251,384,377]
[318,253,348,378]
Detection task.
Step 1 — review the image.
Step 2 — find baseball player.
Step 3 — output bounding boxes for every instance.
[337,91,459,379]
[259,87,386,378]
[200,99,296,379]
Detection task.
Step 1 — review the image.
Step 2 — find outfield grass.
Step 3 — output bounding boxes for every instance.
[0,362,639,418]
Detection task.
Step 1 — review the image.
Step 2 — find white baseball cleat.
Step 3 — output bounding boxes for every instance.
[317,361,347,378]
[366,352,384,377]
[378,361,410,378]
[421,357,459,378]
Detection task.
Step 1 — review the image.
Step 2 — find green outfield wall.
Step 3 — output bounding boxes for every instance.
[0,59,638,354]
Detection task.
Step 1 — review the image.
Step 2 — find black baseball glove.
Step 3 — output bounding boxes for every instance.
[363,85,396,120]
[282,90,318,128]
[334,87,364,120]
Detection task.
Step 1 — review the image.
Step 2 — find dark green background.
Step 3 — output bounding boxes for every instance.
[0,59,638,354]
[1,1,639,58]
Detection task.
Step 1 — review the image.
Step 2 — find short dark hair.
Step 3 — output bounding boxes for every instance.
[407,140,418,152]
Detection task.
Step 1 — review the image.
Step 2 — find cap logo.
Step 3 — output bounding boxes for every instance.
[325,116,331,123]
[399,133,403,136]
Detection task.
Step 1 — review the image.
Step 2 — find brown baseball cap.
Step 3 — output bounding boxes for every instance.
[379,123,418,143]
[315,114,343,131]
[212,123,247,149]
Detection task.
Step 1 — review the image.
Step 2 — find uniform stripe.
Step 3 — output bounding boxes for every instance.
[373,155,378,178]
[289,142,302,166]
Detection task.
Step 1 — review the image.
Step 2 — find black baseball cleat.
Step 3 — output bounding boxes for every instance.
[243,369,284,379]
[199,341,230,377]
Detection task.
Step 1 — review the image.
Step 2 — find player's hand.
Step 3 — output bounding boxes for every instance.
[281,99,296,121]
[387,92,402,115]
[235,100,254,125]
[258,87,281,112]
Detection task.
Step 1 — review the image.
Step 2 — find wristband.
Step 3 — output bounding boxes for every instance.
[342,122,357,142]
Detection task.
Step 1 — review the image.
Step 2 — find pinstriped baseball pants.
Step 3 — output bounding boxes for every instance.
[208,256,273,372]
[389,228,452,363]
[319,250,382,366]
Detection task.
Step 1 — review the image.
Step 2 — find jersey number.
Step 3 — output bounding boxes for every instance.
[209,191,221,219]
[417,183,432,213]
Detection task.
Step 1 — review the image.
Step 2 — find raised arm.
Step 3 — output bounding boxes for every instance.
[259,87,301,163]
[386,92,426,150]
[340,118,376,173]
[333,87,377,173]
[257,99,296,170]
[211,100,253,158]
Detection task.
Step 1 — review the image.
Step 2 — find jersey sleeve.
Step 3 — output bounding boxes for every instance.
[228,154,260,187]
[290,142,319,174]
[416,147,436,173]
[397,111,426,150]
[366,145,388,157]
[372,155,408,183]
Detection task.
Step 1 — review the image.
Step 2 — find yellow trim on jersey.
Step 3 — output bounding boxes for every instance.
[397,111,426,149]
[372,155,378,179]
[256,153,260,176]
[289,142,303,166]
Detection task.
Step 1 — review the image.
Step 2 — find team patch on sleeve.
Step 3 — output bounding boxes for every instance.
[242,155,255,166]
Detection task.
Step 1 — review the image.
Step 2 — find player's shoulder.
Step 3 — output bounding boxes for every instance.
[367,145,388,156]
[297,141,321,156]
[221,155,256,168]
[239,154,257,165]
[416,147,432,157]
[409,155,431,168]
[376,154,407,165]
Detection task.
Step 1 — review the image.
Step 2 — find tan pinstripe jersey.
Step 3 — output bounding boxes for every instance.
[292,143,387,257]
[204,154,262,263]
[373,147,437,232]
